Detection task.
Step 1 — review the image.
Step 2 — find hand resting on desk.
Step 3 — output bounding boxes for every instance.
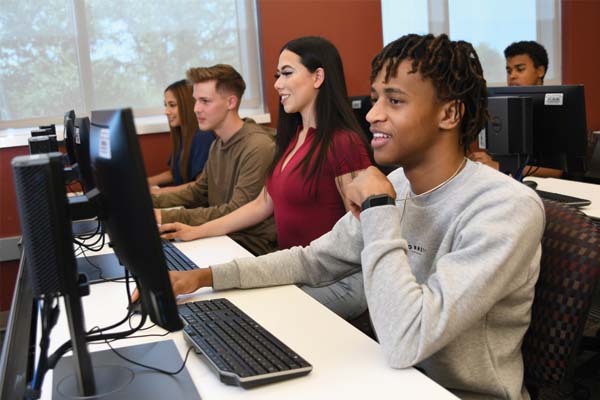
[131,268,214,302]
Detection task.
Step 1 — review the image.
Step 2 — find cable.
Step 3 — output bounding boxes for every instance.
[87,329,169,345]
[72,220,102,240]
[47,312,147,370]
[48,273,145,370]
[26,297,60,399]
[75,246,128,284]
[105,338,195,376]
[72,225,105,250]
[127,312,157,331]
[86,271,134,334]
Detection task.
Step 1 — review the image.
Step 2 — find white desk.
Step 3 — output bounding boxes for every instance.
[526,177,600,219]
[40,235,456,399]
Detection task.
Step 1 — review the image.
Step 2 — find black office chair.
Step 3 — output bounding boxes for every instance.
[521,199,600,399]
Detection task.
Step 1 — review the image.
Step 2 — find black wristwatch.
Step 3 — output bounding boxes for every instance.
[360,194,396,211]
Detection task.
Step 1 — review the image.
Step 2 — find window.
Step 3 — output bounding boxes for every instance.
[0,0,263,129]
[381,0,561,86]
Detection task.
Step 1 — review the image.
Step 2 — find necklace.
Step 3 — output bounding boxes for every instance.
[410,157,468,198]
[398,157,468,226]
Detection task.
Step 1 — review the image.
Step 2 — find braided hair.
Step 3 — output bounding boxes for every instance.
[370,34,488,152]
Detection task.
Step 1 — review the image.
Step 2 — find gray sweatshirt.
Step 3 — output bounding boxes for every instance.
[211,161,545,400]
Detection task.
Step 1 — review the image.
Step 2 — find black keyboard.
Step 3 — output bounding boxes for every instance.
[535,190,592,207]
[178,298,312,388]
[162,240,199,271]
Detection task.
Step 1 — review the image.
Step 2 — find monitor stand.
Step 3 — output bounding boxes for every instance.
[76,254,125,283]
[52,340,201,400]
[72,219,100,236]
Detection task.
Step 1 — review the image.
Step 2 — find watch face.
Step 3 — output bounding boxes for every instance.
[361,194,395,211]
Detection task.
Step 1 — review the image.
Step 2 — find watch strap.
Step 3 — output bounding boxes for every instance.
[360,194,395,211]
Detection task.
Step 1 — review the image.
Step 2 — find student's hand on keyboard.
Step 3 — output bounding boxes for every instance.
[131,268,213,302]
[170,269,214,296]
[154,208,162,224]
[159,222,202,241]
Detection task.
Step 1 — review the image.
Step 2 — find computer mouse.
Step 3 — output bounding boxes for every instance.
[522,180,537,190]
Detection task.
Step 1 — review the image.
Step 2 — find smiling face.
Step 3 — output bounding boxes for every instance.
[164,89,180,128]
[274,49,321,117]
[367,60,450,167]
[506,54,545,86]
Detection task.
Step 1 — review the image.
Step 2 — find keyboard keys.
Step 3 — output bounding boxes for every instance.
[162,240,199,271]
[178,298,312,388]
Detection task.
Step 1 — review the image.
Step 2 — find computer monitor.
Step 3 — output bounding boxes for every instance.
[71,116,125,281]
[28,134,59,154]
[2,109,185,398]
[89,108,181,331]
[63,110,78,166]
[487,85,588,179]
[350,95,372,141]
[73,117,96,194]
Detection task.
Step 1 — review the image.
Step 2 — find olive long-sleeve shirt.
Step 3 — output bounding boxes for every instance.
[152,119,277,255]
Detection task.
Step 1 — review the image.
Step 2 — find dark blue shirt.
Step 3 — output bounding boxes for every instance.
[170,130,215,185]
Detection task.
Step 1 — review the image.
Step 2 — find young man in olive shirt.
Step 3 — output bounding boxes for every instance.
[153,64,277,255]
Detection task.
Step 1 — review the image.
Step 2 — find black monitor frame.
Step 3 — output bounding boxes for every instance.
[73,116,96,194]
[63,110,78,167]
[89,108,181,331]
[0,255,37,400]
[350,95,372,142]
[487,84,588,179]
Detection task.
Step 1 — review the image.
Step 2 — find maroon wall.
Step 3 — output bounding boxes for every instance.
[562,0,600,133]
[257,0,383,127]
[0,133,171,310]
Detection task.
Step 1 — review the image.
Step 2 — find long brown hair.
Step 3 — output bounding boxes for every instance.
[165,79,199,182]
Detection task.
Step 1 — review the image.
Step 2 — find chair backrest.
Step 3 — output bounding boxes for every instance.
[522,199,600,391]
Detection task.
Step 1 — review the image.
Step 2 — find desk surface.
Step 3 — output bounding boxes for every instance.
[527,177,600,218]
[40,235,455,399]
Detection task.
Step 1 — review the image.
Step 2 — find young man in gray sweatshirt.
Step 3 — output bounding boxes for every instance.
[164,34,545,399]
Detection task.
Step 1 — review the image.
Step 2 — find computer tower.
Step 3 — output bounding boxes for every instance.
[486,96,533,155]
[12,153,77,297]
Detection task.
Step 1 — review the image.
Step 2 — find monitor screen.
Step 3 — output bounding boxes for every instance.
[487,85,588,178]
[73,117,96,194]
[89,108,181,331]
[63,110,78,166]
[350,95,372,142]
